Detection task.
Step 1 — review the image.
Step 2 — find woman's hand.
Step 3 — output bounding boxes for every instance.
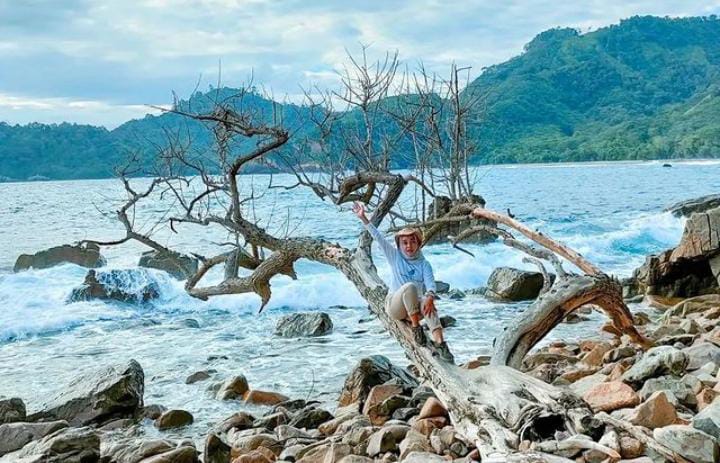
[422,295,437,318]
[352,202,369,225]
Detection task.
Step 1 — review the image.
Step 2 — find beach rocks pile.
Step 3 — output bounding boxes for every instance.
[203,355,474,463]
[13,242,106,272]
[520,296,720,462]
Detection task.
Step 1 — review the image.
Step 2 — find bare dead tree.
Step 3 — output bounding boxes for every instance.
[88,54,668,461]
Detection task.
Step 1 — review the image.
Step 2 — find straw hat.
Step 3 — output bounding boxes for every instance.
[394,227,424,248]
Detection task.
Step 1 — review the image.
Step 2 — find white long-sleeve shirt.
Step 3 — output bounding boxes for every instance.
[365,223,437,294]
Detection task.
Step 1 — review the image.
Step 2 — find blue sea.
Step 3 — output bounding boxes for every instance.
[0,159,718,441]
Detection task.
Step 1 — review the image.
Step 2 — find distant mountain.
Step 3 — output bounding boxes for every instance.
[467,15,720,162]
[1,15,719,181]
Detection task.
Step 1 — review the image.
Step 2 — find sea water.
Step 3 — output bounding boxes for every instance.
[0,160,718,442]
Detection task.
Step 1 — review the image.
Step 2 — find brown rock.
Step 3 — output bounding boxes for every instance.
[411,417,447,436]
[583,381,640,412]
[232,450,273,463]
[217,375,250,400]
[417,397,448,420]
[561,367,600,383]
[583,343,613,367]
[628,392,677,429]
[697,388,719,411]
[619,436,644,459]
[155,409,194,430]
[607,363,628,381]
[243,390,289,406]
[362,384,403,425]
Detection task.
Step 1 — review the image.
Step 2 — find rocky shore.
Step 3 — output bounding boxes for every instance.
[3,196,720,462]
[1,294,719,463]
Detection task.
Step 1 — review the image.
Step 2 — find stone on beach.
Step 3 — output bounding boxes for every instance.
[27,359,144,427]
[216,375,250,400]
[0,398,26,424]
[0,426,100,463]
[275,312,334,337]
[653,425,719,463]
[243,390,290,406]
[68,268,160,303]
[338,356,417,408]
[621,346,688,385]
[138,249,198,279]
[14,243,106,272]
[583,381,640,412]
[627,391,677,428]
[485,267,546,301]
[0,420,68,456]
[155,409,194,430]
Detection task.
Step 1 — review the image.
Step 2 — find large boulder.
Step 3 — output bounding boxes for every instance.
[627,207,720,298]
[275,312,333,337]
[68,269,160,303]
[485,267,546,301]
[653,425,719,463]
[621,346,688,386]
[138,250,198,280]
[666,194,720,217]
[0,427,100,463]
[338,356,418,408]
[0,398,26,424]
[693,400,720,439]
[14,243,106,272]
[28,360,144,426]
[0,421,68,456]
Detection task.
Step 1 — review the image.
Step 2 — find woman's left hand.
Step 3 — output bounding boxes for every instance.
[422,296,437,318]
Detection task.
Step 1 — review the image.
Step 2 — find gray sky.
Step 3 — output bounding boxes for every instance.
[1,0,719,128]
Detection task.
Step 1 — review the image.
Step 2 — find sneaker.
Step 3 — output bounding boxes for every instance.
[412,325,427,346]
[433,341,455,364]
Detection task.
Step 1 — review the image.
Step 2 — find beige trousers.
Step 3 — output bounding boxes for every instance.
[385,282,442,332]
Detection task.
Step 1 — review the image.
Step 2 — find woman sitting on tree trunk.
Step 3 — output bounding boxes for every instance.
[352,202,455,363]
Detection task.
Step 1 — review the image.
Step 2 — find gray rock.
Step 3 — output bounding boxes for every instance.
[435,281,450,294]
[68,269,160,303]
[275,312,333,337]
[27,359,144,426]
[215,411,255,433]
[485,267,547,301]
[14,243,105,272]
[215,375,249,400]
[0,398,26,424]
[155,409,193,430]
[0,426,100,463]
[203,434,230,463]
[138,250,198,279]
[0,421,68,456]
[366,425,410,457]
[653,425,719,463]
[693,400,720,439]
[338,356,418,408]
[185,370,213,384]
[101,438,177,463]
[683,343,720,371]
[288,406,333,430]
[447,289,465,300]
[639,376,697,409]
[622,346,688,385]
[135,445,198,463]
[439,316,456,328]
[666,194,720,217]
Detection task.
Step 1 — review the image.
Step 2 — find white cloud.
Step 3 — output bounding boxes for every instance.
[0,0,718,127]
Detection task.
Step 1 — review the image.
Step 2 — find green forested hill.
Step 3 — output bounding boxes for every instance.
[1,15,719,180]
[469,15,720,162]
